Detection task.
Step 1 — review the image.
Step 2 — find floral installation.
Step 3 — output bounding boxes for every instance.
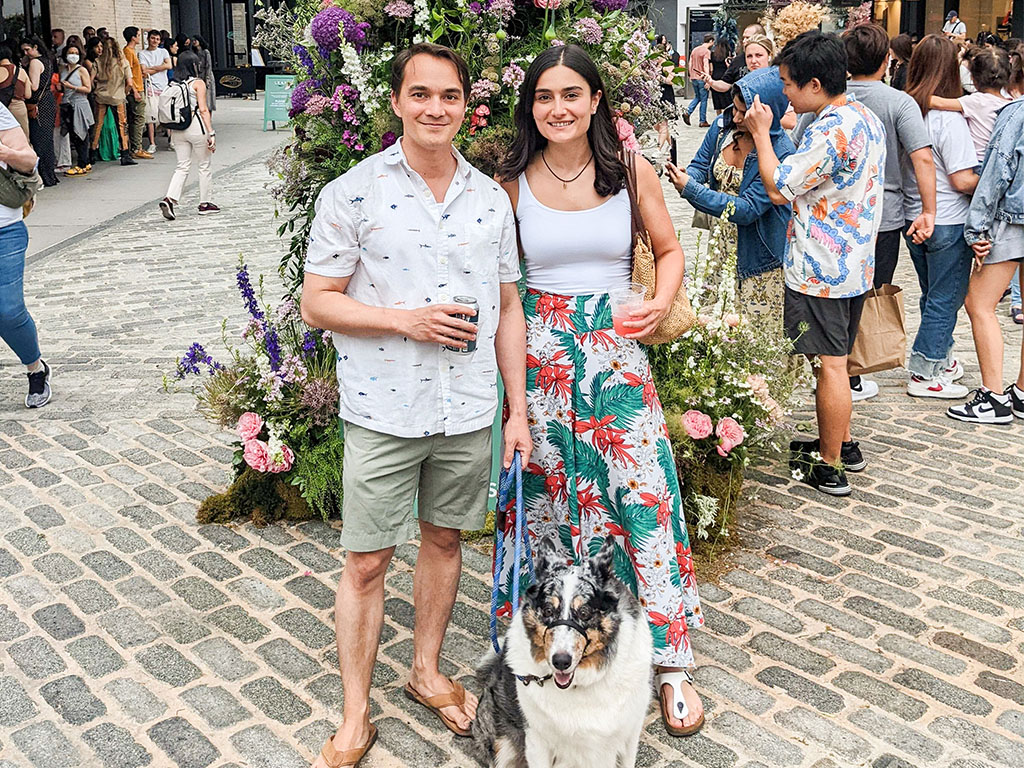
[760,1,833,50]
[256,0,673,289]
[167,258,344,525]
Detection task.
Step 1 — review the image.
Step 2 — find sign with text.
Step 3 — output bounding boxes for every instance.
[264,75,295,130]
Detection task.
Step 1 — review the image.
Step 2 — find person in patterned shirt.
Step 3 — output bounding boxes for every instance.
[745,31,885,497]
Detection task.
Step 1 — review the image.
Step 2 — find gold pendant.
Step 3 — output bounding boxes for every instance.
[562,181,567,189]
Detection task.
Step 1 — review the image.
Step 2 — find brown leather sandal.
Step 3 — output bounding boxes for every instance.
[657,670,705,737]
[403,678,472,737]
[318,724,377,768]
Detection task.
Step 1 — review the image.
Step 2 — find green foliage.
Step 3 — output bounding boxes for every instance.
[289,423,345,520]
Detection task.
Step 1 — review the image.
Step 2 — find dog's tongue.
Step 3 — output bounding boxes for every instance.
[554,671,573,689]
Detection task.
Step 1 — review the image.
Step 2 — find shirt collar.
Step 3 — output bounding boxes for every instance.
[384,136,472,181]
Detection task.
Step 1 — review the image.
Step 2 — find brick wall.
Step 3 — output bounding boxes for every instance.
[49,0,172,41]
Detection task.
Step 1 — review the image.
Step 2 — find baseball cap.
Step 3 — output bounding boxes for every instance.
[946,10,957,20]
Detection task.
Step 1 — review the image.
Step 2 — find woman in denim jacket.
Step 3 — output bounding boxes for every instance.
[666,67,794,329]
[948,97,1024,424]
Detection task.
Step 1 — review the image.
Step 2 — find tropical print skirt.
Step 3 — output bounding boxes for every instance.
[495,288,703,668]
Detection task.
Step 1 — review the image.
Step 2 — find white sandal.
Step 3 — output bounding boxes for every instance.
[655,669,705,737]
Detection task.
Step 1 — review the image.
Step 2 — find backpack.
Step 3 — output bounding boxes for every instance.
[157,79,202,131]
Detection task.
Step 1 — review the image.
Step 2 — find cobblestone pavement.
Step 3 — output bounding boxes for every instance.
[0,122,1022,768]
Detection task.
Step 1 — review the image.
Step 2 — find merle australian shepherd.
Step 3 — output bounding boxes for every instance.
[470,536,653,768]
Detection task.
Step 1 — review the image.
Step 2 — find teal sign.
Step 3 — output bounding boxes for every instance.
[264,75,295,131]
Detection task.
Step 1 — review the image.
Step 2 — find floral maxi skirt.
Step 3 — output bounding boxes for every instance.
[496,289,703,668]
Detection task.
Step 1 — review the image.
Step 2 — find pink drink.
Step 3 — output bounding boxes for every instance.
[608,282,646,336]
[613,315,632,336]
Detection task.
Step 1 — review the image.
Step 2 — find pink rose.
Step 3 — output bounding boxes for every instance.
[243,439,272,472]
[236,412,264,441]
[724,313,741,327]
[614,117,641,152]
[269,444,295,474]
[715,417,745,457]
[534,0,562,7]
[681,410,713,440]
[697,314,713,327]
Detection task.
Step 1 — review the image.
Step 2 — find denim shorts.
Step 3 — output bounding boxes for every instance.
[985,220,1024,265]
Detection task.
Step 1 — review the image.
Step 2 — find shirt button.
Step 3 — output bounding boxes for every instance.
[440,257,448,265]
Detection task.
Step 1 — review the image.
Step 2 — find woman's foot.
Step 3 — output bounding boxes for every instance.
[159,198,176,221]
[657,666,704,733]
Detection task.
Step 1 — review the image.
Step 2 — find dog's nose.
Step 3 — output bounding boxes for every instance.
[552,652,572,671]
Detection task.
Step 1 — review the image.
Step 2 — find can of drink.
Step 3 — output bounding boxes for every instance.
[444,295,479,354]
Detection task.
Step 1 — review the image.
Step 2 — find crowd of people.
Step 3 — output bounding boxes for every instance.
[668,22,1024,498]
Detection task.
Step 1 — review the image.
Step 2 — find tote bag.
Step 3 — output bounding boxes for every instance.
[848,284,906,376]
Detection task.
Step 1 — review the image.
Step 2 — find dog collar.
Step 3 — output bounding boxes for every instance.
[515,672,553,687]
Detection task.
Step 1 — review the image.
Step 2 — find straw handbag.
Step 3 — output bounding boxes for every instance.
[622,151,695,344]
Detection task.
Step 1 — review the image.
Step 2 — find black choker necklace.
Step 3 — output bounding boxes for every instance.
[542,151,593,189]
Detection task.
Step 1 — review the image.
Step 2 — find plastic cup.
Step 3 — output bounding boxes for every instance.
[608,282,646,336]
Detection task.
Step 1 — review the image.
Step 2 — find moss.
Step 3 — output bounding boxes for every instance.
[196,467,319,527]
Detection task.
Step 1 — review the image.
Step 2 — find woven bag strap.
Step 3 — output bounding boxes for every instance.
[621,150,650,247]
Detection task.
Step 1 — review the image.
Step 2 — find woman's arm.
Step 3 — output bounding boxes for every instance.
[193,80,214,133]
[678,166,776,225]
[0,124,38,173]
[26,58,42,92]
[706,77,732,93]
[685,121,720,185]
[930,96,964,112]
[622,156,685,341]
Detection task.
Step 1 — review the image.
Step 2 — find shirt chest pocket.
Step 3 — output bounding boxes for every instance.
[450,219,501,277]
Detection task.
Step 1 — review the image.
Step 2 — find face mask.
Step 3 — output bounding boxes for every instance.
[67,54,80,64]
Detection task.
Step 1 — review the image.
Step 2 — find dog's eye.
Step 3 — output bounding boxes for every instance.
[576,605,592,622]
[543,602,559,620]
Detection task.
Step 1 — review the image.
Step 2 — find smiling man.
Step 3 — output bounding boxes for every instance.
[300,43,531,768]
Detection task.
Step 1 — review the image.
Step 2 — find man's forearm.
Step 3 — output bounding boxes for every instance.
[752,131,786,204]
[302,290,404,338]
[495,292,528,419]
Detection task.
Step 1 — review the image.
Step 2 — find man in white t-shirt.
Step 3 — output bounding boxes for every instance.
[138,30,172,153]
[943,11,967,42]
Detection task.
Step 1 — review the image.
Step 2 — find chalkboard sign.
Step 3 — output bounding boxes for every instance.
[264,75,295,131]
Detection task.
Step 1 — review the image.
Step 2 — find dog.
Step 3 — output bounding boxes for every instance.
[470,536,653,768]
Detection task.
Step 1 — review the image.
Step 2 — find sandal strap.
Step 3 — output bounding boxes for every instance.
[418,678,466,710]
[656,670,695,722]
[320,725,376,768]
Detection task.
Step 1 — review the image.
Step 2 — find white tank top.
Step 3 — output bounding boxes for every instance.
[517,173,633,296]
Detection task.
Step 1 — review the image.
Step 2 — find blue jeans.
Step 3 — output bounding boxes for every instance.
[0,221,40,365]
[1012,266,1021,307]
[687,79,708,124]
[904,223,972,378]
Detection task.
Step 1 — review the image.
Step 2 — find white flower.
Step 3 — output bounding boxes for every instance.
[413,0,429,28]
[791,469,804,481]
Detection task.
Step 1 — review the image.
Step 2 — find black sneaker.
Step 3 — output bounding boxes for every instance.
[947,389,1013,424]
[120,152,137,166]
[1007,384,1024,419]
[841,441,866,472]
[198,203,221,215]
[791,455,851,496]
[26,360,51,408]
[159,198,175,221]
[790,438,866,473]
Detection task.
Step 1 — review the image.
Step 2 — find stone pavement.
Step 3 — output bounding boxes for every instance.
[0,121,1022,768]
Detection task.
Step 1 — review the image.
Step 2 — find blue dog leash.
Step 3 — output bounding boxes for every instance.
[489,451,534,654]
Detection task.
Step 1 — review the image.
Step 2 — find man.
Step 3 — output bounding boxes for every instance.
[122,27,152,160]
[746,31,886,496]
[300,42,531,767]
[842,23,937,402]
[82,26,96,41]
[944,11,967,42]
[138,30,172,153]
[51,28,65,55]
[682,34,713,128]
[96,27,109,41]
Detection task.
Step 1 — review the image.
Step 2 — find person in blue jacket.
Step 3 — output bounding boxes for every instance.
[666,66,795,329]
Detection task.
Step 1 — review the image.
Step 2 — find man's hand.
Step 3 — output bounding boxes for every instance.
[665,162,689,193]
[502,413,532,469]
[906,212,934,245]
[403,304,478,348]
[744,94,773,137]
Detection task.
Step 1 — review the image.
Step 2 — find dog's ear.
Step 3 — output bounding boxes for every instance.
[589,536,616,583]
[533,534,565,580]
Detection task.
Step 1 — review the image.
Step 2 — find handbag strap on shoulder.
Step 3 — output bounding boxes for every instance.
[621,150,650,247]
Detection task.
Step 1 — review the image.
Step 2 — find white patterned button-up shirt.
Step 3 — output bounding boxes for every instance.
[304,139,521,438]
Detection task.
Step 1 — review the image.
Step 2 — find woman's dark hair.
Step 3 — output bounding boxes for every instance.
[775,31,847,97]
[20,35,49,56]
[85,37,102,61]
[0,43,14,61]
[1009,44,1024,96]
[843,23,890,76]
[906,34,961,116]
[62,44,84,64]
[193,34,209,52]
[968,44,1010,91]
[174,49,201,81]
[174,34,190,54]
[390,42,470,99]
[730,83,745,104]
[712,38,732,62]
[498,45,625,198]
[65,34,83,54]
[890,33,913,62]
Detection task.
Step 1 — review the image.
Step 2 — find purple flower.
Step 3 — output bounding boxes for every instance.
[310,6,370,54]
[175,342,222,379]
[384,1,414,18]
[574,17,603,45]
[302,331,317,357]
[264,326,282,372]
[289,80,314,118]
[592,0,628,11]
[502,63,525,90]
[381,131,398,150]
[470,78,501,103]
[236,264,264,321]
[293,44,315,76]
[487,0,515,23]
[469,1,483,12]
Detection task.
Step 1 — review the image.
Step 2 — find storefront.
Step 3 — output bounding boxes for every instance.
[0,0,49,40]
[875,0,1024,40]
[172,0,257,69]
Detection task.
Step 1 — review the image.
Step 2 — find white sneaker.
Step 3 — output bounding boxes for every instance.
[907,375,969,399]
[146,143,156,154]
[851,378,879,402]
[944,359,964,381]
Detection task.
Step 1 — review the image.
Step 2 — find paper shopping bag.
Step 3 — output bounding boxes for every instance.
[848,284,906,376]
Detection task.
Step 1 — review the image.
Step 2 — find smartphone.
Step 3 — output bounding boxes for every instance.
[669,138,677,166]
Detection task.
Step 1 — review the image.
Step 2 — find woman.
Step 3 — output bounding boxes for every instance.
[705,35,795,130]
[90,36,135,166]
[495,44,706,737]
[20,36,58,186]
[899,35,979,399]
[59,43,94,176]
[0,102,51,407]
[0,45,30,138]
[890,33,913,90]
[159,51,219,220]
[666,67,794,329]
[708,38,733,115]
[948,70,1024,423]
[193,35,216,112]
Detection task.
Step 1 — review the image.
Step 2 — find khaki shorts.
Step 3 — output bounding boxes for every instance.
[340,421,491,552]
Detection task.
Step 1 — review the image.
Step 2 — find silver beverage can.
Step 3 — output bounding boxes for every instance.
[444,295,479,354]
